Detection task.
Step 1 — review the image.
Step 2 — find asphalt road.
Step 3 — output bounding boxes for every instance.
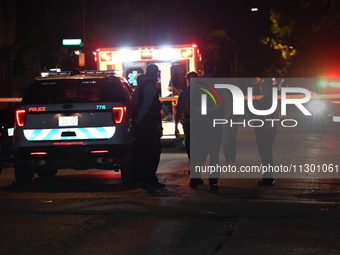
[1,116,340,255]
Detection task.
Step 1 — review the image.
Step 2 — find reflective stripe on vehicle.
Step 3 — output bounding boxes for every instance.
[23,126,116,141]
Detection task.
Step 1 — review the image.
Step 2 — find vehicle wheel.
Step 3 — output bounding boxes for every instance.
[120,154,133,184]
[36,169,58,178]
[14,159,33,184]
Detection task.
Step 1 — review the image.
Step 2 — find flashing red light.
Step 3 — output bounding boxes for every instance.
[112,106,126,124]
[16,110,26,127]
[192,44,197,48]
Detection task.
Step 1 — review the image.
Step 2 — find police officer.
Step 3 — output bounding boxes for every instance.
[190,59,224,191]
[251,78,278,186]
[174,71,199,159]
[132,64,164,190]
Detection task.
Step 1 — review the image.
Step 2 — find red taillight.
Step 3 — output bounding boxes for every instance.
[112,106,126,124]
[16,110,26,127]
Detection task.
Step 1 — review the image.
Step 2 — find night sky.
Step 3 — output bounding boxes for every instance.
[8,0,340,88]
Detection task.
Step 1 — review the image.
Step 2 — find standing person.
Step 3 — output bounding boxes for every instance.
[202,59,221,191]
[174,71,199,159]
[132,64,164,190]
[251,78,278,186]
[223,114,239,165]
[201,58,216,78]
[190,59,224,191]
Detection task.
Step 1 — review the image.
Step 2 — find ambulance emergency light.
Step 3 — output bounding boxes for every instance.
[181,49,193,58]
[141,50,153,59]
[100,52,112,62]
[96,44,198,63]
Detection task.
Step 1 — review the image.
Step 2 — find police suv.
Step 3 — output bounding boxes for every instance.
[14,70,134,183]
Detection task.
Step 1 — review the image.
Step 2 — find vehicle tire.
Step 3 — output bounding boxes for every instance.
[36,169,58,178]
[120,153,133,184]
[14,159,33,184]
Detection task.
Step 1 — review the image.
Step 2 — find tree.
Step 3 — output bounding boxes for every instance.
[260,10,297,77]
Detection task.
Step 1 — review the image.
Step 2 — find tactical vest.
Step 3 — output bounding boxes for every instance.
[138,78,161,114]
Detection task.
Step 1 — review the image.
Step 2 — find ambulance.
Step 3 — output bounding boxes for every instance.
[95,44,202,141]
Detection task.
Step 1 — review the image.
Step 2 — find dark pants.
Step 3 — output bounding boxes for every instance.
[191,116,222,184]
[133,115,161,183]
[222,124,238,164]
[182,120,190,159]
[255,125,277,179]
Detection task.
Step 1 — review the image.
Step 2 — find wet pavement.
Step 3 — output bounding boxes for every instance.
[0,117,340,254]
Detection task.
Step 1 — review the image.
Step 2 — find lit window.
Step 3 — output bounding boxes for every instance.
[181,49,193,58]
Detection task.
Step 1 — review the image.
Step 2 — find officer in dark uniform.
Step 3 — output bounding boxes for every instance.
[251,78,278,186]
[190,59,225,192]
[175,71,199,159]
[132,64,164,190]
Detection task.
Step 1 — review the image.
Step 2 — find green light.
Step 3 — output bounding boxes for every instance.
[318,78,328,88]
[62,39,82,45]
